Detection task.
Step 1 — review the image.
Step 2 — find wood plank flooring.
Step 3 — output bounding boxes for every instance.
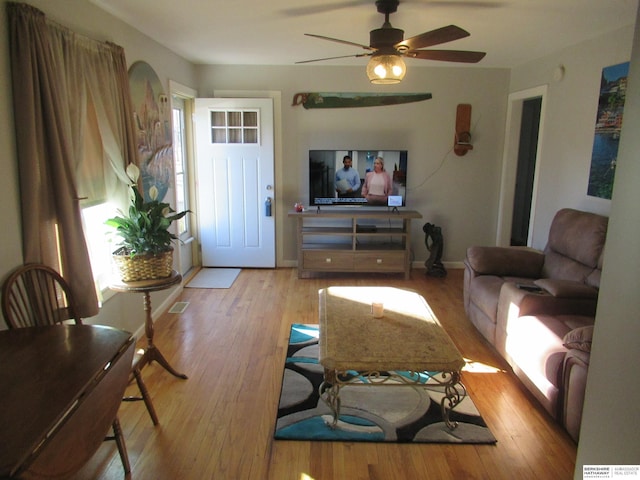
[74,267,577,480]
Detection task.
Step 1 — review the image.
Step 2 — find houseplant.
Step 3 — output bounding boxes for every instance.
[106,163,189,282]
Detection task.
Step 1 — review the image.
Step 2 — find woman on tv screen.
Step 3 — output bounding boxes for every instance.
[361,156,393,205]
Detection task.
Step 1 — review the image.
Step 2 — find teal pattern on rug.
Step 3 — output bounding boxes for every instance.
[274,324,497,444]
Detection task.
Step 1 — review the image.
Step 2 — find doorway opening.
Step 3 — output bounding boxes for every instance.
[496,85,547,247]
[510,97,542,246]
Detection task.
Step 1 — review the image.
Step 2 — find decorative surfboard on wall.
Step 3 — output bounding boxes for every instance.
[292,92,432,109]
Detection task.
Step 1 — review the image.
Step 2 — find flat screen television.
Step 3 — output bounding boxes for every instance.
[309,149,408,207]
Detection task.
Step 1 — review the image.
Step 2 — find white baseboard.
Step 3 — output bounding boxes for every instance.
[412,260,464,270]
[279,260,464,270]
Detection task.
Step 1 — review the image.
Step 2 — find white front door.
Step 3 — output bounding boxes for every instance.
[194,98,275,267]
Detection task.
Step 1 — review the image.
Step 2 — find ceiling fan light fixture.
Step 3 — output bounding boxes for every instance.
[366,54,406,84]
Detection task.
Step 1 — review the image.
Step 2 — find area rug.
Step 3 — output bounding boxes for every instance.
[185,268,240,289]
[274,324,497,444]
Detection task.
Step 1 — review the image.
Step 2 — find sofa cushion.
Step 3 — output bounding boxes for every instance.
[467,275,504,323]
[506,314,570,418]
[541,250,595,283]
[544,208,608,269]
[563,325,594,353]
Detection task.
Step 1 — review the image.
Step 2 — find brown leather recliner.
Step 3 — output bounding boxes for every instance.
[463,208,608,441]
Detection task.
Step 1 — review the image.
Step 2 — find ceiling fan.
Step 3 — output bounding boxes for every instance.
[296,0,486,83]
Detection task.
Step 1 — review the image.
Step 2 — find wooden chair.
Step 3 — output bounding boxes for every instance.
[1,264,147,475]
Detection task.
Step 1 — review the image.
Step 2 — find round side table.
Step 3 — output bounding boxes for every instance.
[110,270,187,379]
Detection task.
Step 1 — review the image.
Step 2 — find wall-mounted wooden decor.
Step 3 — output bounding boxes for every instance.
[454,103,473,156]
[292,92,432,109]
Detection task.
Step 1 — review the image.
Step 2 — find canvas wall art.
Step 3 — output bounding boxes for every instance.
[128,61,173,203]
[587,61,629,200]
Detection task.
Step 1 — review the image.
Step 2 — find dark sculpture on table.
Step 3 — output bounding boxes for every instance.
[423,222,447,277]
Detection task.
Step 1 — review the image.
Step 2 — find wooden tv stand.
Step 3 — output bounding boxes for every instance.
[289,209,422,279]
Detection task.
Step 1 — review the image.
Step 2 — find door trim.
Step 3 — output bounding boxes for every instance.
[496,85,548,246]
[169,80,198,273]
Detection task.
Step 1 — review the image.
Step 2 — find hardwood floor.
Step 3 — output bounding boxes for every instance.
[75,267,577,480]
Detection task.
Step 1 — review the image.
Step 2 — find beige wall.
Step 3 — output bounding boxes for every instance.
[508,25,634,248]
[196,64,510,266]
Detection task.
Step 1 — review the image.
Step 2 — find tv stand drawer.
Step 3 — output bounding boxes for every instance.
[354,251,405,272]
[303,251,354,270]
[303,251,405,272]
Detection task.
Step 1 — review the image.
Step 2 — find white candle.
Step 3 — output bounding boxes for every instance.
[371,302,384,318]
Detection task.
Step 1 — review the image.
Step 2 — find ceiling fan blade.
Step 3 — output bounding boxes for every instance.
[296,53,373,64]
[396,25,470,51]
[304,33,375,51]
[406,49,486,63]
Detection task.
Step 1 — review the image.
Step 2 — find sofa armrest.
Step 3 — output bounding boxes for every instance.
[534,279,598,299]
[465,246,545,277]
[562,344,591,442]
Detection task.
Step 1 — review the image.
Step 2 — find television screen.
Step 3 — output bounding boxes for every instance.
[309,149,408,207]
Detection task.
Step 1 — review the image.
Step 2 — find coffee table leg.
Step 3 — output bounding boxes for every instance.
[440,371,466,429]
[320,370,341,428]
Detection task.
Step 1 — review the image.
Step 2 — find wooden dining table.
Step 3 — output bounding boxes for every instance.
[0,324,135,479]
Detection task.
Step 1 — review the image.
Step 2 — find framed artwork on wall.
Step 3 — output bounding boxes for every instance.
[587,61,630,200]
[128,61,173,203]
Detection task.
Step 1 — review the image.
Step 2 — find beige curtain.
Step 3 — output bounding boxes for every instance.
[7,3,138,316]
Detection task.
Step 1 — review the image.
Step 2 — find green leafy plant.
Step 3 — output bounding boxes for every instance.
[106,164,190,256]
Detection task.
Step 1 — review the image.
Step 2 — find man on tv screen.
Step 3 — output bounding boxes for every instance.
[335,155,361,199]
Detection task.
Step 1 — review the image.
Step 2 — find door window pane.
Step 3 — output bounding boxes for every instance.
[244,129,258,143]
[243,111,257,127]
[211,111,226,126]
[210,109,259,144]
[228,111,242,127]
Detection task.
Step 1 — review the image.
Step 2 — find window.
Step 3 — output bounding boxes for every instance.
[172,106,189,236]
[210,109,259,144]
[81,202,120,300]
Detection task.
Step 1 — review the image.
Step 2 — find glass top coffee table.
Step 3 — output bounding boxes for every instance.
[318,286,466,429]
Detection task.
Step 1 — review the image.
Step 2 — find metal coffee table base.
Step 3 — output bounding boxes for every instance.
[320,368,467,430]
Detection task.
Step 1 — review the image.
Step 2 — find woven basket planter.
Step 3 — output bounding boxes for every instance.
[112,247,173,282]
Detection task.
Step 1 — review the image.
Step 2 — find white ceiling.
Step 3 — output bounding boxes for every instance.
[89,0,638,68]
